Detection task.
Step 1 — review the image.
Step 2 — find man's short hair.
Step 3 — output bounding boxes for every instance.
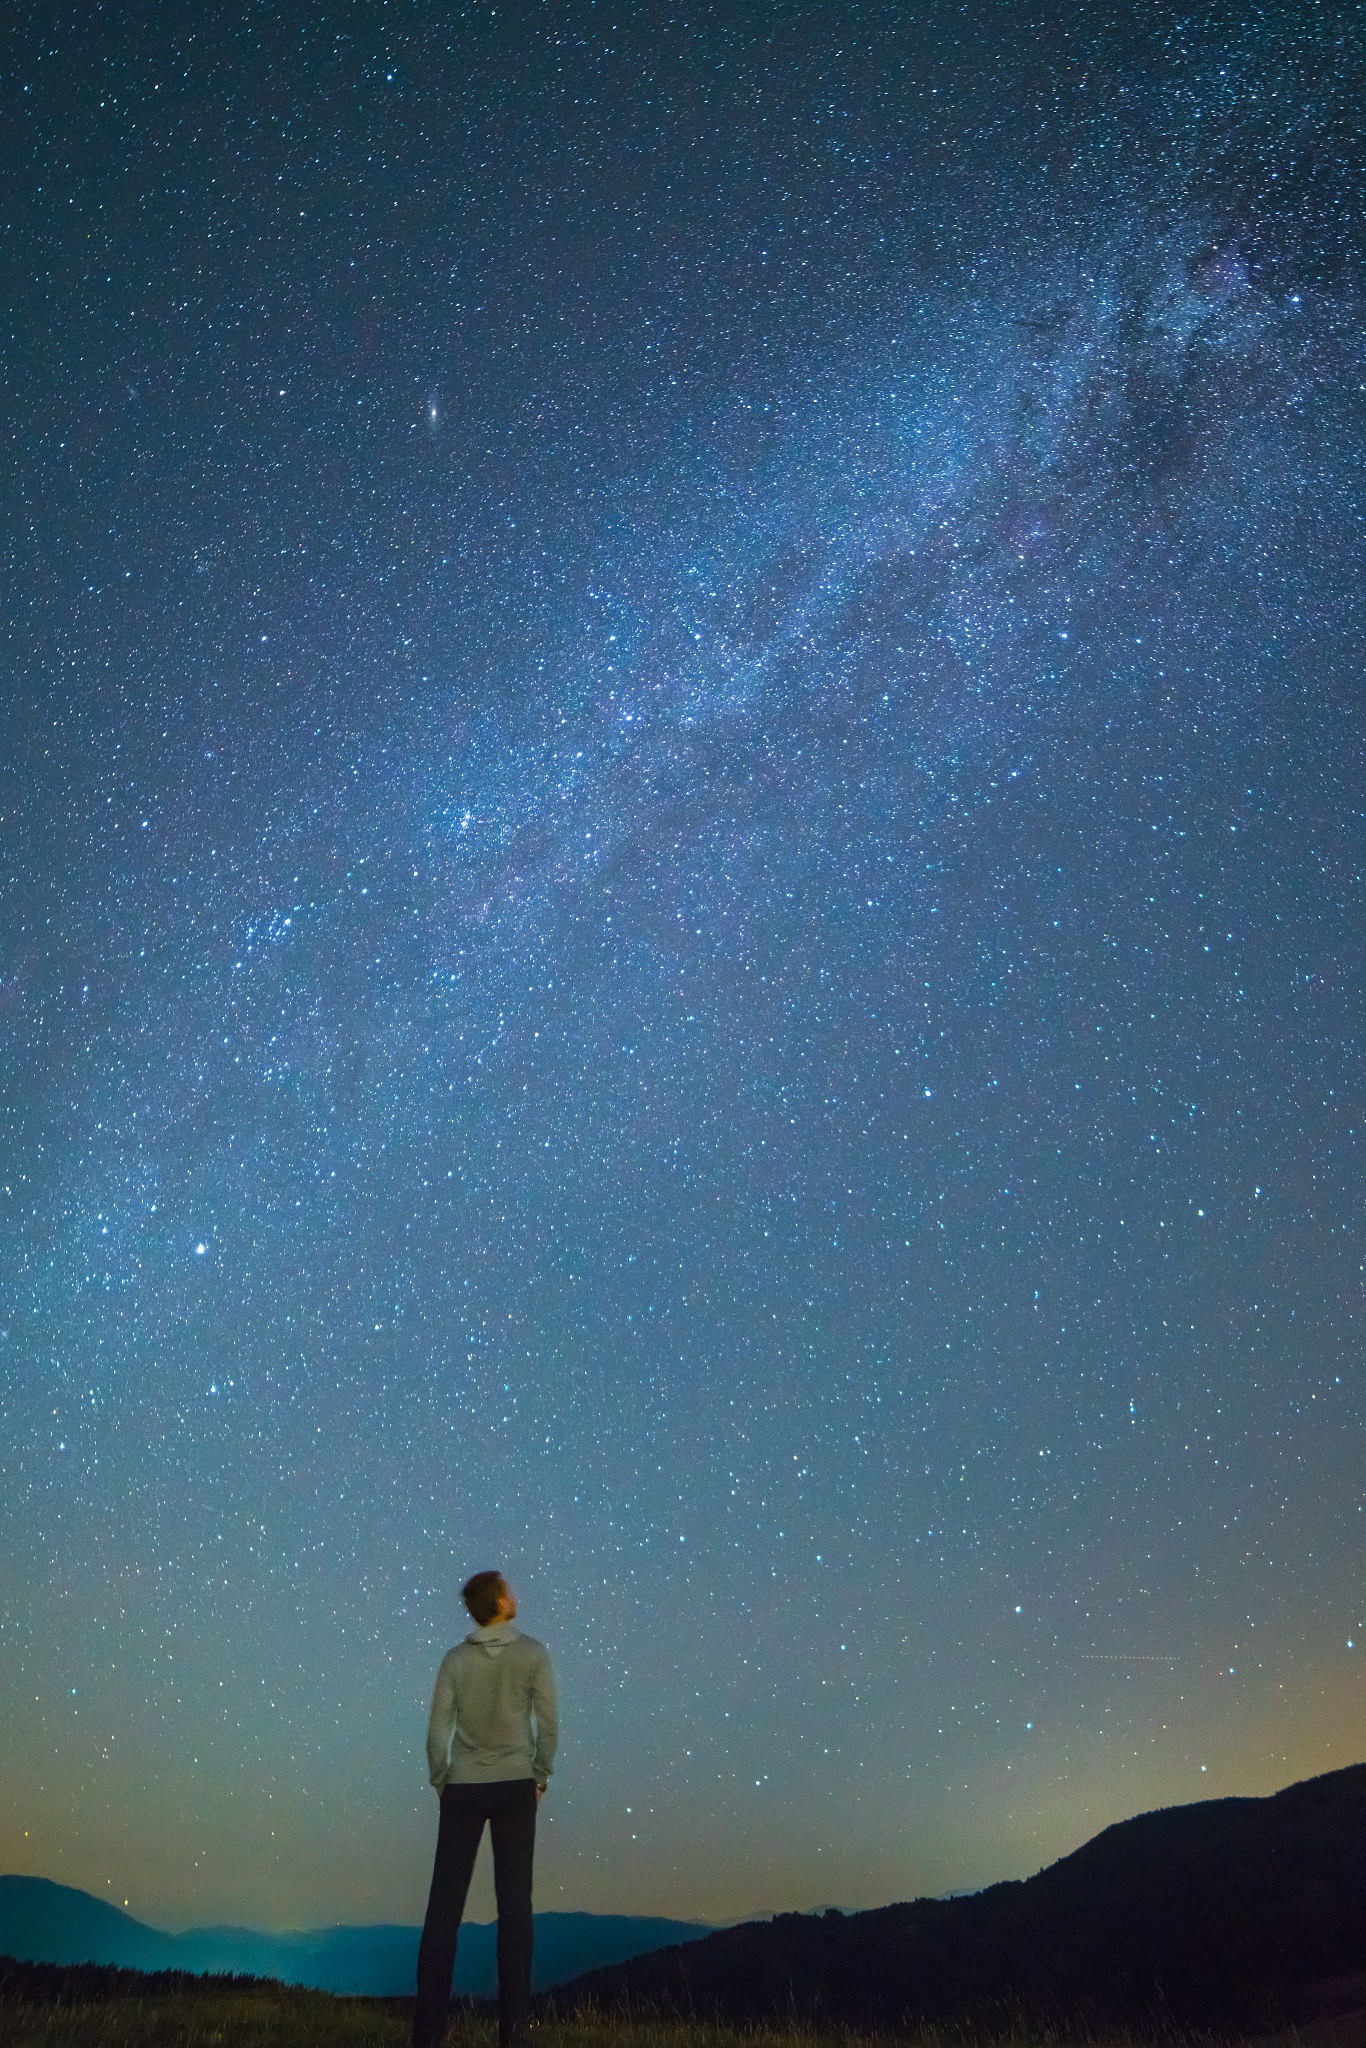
[462,1570,507,1627]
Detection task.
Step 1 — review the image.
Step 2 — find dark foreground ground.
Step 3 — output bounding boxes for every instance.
[4,1962,1366,2048]
[0,1967,397,2045]
[2,1968,1366,2048]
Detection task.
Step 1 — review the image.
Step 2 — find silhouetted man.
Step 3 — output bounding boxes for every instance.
[412,1571,558,2048]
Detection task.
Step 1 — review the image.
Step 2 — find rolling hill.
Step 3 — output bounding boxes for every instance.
[547,1762,1366,2036]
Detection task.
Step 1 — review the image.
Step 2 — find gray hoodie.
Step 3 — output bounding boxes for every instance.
[425,1621,558,1789]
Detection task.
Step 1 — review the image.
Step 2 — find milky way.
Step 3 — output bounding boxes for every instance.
[3,2,1363,1931]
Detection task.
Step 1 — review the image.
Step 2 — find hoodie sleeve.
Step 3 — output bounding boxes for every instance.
[426,1651,459,1791]
[530,1645,558,1785]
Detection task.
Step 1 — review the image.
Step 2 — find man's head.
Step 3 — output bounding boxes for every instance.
[462,1570,516,1627]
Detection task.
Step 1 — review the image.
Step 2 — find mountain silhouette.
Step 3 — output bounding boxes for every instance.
[0,1877,709,1996]
[547,1762,1366,2035]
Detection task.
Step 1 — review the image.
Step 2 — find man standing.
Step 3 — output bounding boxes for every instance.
[413,1571,558,2048]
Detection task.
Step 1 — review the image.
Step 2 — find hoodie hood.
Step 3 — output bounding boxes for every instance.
[465,1619,521,1655]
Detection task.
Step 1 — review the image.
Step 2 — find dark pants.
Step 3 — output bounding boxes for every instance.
[413,1778,537,2048]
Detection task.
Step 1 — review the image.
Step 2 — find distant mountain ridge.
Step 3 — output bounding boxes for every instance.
[549,1762,1366,2037]
[0,1878,710,1997]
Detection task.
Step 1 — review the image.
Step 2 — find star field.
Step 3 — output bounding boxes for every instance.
[2,1,1363,1933]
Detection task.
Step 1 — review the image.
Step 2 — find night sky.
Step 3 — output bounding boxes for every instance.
[3,1,1364,1937]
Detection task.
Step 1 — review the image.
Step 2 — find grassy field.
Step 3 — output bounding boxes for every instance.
[0,2003,1117,2048]
[0,1970,1266,2048]
[0,1981,400,2045]
[0,2007,923,2048]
